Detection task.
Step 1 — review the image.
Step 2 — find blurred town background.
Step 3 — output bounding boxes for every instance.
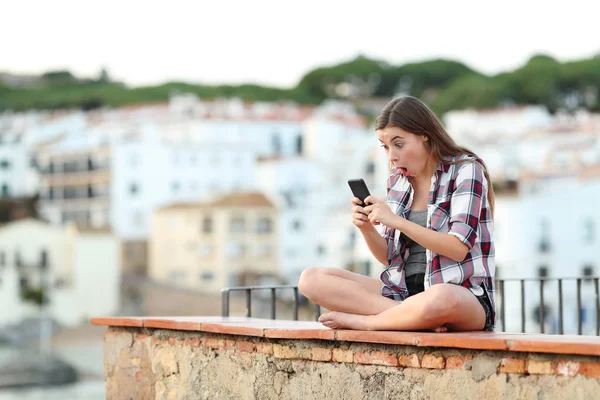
[1,0,600,398]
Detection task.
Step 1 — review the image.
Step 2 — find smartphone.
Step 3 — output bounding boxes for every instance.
[347,178,371,205]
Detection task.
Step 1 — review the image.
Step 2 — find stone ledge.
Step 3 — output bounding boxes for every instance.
[91,316,600,357]
[99,326,600,399]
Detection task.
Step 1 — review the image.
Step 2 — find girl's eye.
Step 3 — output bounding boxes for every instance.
[380,144,388,150]
[395,143,403,148]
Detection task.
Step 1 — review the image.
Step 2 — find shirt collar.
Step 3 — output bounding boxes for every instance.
[437,155,455,173]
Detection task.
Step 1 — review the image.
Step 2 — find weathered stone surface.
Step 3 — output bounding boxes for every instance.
[101,328,600,400]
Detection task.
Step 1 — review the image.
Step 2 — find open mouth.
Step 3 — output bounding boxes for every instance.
[397,167,409,177]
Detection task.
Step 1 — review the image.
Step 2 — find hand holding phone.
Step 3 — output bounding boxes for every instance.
[347,178,371,206]
[348,179,378,228]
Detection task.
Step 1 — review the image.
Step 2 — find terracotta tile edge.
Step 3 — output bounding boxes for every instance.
[200,323,265,337]
[264,329,336,340]
[416,335,510,351]
[90,317,143,327]
[142,319,204,331]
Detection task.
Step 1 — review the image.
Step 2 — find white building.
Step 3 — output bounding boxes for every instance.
[256,157,324,282]
[444,105,553,143]
[495,170,600,335]
[0,218,121,327]
[35,126,256,241]
[0,110,87,198]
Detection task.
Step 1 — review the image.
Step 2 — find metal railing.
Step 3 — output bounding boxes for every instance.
[221,285,320,321]
[496,277,600,335]
[221,277,600,335]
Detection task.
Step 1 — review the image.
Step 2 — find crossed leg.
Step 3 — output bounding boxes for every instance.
[298,267,397,315]
[318,282,486,332]
[298,267,483,332]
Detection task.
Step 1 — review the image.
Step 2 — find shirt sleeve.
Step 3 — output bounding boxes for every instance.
[448,161,487,250]
[381,173,400,243]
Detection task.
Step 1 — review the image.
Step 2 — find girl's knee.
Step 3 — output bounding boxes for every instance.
[298,267,325,297]
[421,284,461,322]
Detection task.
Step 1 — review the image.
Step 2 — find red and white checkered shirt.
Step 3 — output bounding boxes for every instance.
[380,154,496,321]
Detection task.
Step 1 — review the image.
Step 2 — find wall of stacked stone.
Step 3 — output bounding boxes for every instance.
[103,327,600,400]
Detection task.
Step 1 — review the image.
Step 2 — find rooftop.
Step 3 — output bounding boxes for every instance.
[158,192,276,211]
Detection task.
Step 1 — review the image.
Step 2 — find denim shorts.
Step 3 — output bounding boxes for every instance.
[405,273,495,331]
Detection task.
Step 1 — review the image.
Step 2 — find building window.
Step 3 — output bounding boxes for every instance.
[292,220,302,231]
[584,220,595,244]
[170,271,187,282]
[317,244,327,256]
[256,244,272,257]
[365,161,375,175]
[171,182,180,193]
[15,251,23,268]
[538,266,549,278]
[0,251,5,267]
[199,272,214,282]
[226,243,245,258]
[202,217,212,233]
[197,244,213,256]
[54,277,67,289]
[256,217,272,233]
[40,249,48,269]
[538,219,551,253]
[1,183,9,197]
[133,211,144,227]
[296,135,303,155]
[130,183,139,195]
[272,133,282,155]
[230,216,245,233]
[0,159,10,169]
[583,265,594,283]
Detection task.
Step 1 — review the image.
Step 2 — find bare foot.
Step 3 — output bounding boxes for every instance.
[318,311,371,330]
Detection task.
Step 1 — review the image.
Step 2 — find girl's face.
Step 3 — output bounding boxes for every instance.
[377,126,431,178]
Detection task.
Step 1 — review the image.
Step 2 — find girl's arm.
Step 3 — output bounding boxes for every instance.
[392,218,469,262]
[358,224,389,266]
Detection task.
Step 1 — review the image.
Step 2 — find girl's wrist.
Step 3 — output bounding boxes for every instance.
[392,214,406,231]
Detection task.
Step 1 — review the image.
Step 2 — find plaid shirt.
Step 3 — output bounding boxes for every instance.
[380,154,496,322]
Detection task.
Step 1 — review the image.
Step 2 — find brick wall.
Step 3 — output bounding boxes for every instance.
[102,327,600,399]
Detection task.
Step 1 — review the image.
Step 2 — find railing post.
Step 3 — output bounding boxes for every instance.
[246,289,252,318]
[499,280,506,332]
[221,288,230,317]
[521,279,526,333]
[539,279,545,334]
[577,279,582,335]
[270,288,276,319]
[595,278,599,336]
[293,287,299,321]
[558,279,564,335]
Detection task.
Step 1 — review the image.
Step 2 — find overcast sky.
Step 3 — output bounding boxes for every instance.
[2,0,598,88]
